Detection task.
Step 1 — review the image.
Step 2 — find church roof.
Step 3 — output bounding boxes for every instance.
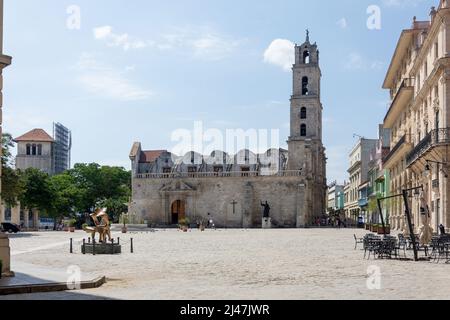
[14,129,54,143]
[140,150,167,163]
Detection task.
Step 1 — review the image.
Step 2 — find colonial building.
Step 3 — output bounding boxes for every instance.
[382,1,450,232]
[0,129,56,230]
[366,125,391,225]
[327,182,344,214]
[344,138,377,225]
[129,33,327,228]
[14,129,55,175]
[0,0,12,276]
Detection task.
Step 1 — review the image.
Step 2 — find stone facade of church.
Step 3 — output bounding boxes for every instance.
[129,34,327,228]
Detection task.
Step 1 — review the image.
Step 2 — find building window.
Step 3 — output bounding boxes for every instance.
[213,166,223,176]
[26,144,31,155]
[241,167,250,177]
[435,42,439,60]
[303,51,310,64]
[300,124,307,137]
[32,144,37,156]
[163,167,171,174]
[300,107,307,119]
[302,77,309,96]
[37,144,42,156]
[188,166,197,177]
[435,111,440,131]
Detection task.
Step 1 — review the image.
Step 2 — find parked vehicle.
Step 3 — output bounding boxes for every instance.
[1,223,21,234]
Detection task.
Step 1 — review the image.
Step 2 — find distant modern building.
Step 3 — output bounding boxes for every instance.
[53,122,72,174]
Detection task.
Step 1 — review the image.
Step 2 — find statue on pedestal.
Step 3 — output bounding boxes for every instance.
[83,208,112,243]
[261,201,271,218]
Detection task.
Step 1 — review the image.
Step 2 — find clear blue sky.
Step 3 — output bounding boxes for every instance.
[3,0,433,182]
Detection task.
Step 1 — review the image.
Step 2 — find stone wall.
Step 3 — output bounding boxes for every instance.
[130,175,314,228]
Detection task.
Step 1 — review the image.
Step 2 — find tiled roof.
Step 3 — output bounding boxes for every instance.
[140,150,166,163]
[14,129,54,142]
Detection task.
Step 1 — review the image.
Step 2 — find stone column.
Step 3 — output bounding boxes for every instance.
[23,207,29,229]
[0,0,12,276]
[0,202,4,223]
[11,204,20,225]
[296,182,306,228]
[32,209,39,230]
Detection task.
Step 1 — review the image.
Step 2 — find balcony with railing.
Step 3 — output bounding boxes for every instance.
[382,134,412,168]
[406,128,450,167]
[135,170,303,180]
[384,78,415,128]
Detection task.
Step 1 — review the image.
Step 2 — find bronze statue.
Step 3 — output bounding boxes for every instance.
[261,201,271,218]
[83,208,112,243]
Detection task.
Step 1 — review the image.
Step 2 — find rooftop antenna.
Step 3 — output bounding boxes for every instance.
[353,134,365,139]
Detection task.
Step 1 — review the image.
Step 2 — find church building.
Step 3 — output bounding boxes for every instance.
[129,33,327,228]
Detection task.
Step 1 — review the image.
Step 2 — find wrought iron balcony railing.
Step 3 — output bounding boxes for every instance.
[383,135,406,164]
[406,128,450,167]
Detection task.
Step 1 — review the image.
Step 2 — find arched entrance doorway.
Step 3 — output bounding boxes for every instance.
[171,200,186,225]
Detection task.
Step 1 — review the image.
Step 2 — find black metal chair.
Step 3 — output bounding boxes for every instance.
[354,234,364,250]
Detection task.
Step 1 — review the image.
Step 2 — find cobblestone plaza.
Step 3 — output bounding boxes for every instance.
[3,229,450,300]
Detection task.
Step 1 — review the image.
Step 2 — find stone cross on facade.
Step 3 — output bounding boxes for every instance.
[231,200,238,214]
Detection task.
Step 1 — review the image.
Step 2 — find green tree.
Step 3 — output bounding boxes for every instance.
[48,173,81,219]
[1,133,15,167]
[67,163,131,221]
[18,168,54,214]
[1,167,23,208]
[1,133,24,207]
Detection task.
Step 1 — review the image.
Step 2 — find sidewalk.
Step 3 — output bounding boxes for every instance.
[0,262,105,296]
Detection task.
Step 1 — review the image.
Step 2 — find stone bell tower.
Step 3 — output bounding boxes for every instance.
[287,30,327,222]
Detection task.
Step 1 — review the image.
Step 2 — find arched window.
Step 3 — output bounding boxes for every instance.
[32,144,37,156]
[302,77,309,95]
[26,144,31,155]
[300,124,307,137]
[303,51,310,64]
[37,144,42,156]
[300,107,307,119]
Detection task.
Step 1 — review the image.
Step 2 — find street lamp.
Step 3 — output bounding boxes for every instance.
[424,160,449,178]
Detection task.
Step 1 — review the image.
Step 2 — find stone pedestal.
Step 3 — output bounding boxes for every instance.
[82,243,122,255]
[11,204,20,225]
[0,232,12,276]
[262,217,272,229]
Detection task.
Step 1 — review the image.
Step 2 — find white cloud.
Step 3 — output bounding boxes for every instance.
[75,53,153,101]
[93,25,242,61]
[337,18,348,29]
[93,26,147,51]
[158,26,243,61]
[263,39,295,72]
[344,52,383,71]
[382,0,425,7]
